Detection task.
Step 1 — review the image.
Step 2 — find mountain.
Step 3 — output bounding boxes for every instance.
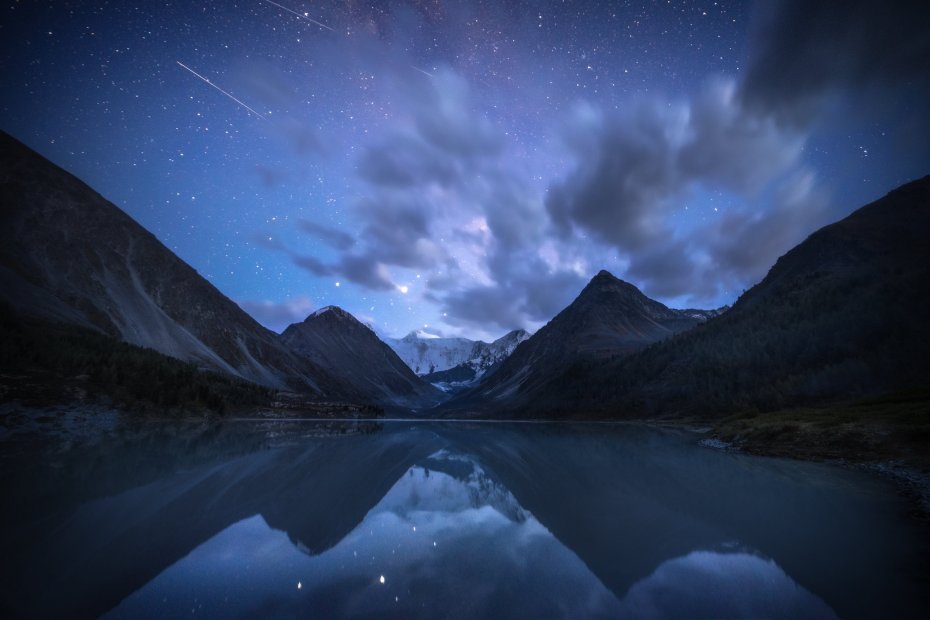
[420,329,531,391]
[384,328,531,378]
[0,131,348,396]
[281,306,442,407]
[383,331,477,374]
[529,174,930,418]
[452,271,723,412]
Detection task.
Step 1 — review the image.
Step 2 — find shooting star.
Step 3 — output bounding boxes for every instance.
[175,61,266,120]
[263,0,335,32]
[411,65,434,78]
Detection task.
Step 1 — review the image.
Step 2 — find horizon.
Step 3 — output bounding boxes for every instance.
[2,1,928,341]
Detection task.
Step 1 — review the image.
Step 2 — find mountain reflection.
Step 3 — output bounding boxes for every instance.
[106,450,836,619]
[2,422,928,619]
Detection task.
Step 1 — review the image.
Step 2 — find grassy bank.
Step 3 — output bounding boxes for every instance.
[706,391,930,469]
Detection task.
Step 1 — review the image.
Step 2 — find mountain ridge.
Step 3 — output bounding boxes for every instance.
[500,174,930,419]
[0,131,352,398]
[447,270,723,412]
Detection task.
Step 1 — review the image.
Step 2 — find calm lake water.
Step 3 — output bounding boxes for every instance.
[1,419,928,618]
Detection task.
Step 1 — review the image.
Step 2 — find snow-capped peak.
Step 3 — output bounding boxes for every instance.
[310,305,338,318]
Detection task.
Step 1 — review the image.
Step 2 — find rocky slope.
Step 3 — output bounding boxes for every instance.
[451,271,722,412]
[521,174,930,418]
[0,131,348,396]
[281,306,442,407]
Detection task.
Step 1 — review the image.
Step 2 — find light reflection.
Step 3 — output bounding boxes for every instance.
[104,450,840,619]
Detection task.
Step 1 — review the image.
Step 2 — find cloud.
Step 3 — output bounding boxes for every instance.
[704,169,830,285]
[321,68,592,333]
[544,78,820,302]
[237,296,315,333]
[301,65,827,331]
[297,220,356,251]
[741,0,930,122]
[337,254,396,291]
[547,80,805,247]
[284,0,921,334]
[292,255,333,277]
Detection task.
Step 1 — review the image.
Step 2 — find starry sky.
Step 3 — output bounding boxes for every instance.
[2,1,929,340]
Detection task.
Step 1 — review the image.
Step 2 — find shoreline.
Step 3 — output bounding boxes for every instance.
[4,400,928,521]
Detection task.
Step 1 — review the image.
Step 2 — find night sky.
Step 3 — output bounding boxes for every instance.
[2,1,928,340]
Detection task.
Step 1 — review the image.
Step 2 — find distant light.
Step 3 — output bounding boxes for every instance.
[379,575,386,584]
[297,581,302,589]
[398,285,409,294]
[412,525,417,532]
[335,281,341,287]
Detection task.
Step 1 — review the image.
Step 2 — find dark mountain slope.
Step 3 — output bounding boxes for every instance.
[281,306,442,407]
[451,271,721,412]
[538,174,930,418]
[0,131,348,396]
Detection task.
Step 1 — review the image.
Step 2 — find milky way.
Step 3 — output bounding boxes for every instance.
[2,1,928,339]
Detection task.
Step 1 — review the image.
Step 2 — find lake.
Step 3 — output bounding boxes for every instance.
[1,419,928,618]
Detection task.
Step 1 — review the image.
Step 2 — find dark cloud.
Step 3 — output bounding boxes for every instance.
[439,286,524,330]
[290,69,509,320]
[704,170,830,286]
[326,66,821,329]
[237,297,315,333]
[353,195,436,268]
[292,252,395,291]
[679,82,803,191]
[438,263,587,334]
[546,102,683,251]
[741,0,930,122]
[624,240,699,300]
[544,79,811,302]
[337,254,396,291]
[285,0,927,333]
[435,241,589,333]
[255,164,288,188]
[357,137,459,188]
[297,220,356,251]
[292,255,333,277]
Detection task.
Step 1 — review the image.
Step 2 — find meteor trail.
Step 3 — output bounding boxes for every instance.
[411,65,434,78]
[263,0,335,32]
[175,61,266,120]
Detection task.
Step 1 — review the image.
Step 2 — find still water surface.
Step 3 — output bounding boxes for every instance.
[1,420,928,618]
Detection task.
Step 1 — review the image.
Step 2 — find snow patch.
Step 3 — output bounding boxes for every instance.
[310,305,337,317]
[699,438,733,451]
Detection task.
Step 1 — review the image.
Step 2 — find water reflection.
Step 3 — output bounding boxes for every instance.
[1,421,928,618]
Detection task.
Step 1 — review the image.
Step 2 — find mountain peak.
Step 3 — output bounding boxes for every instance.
[282,306,439,405]
[402,329,441,341]
[581,270,647,300]
[304,305,354,322]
